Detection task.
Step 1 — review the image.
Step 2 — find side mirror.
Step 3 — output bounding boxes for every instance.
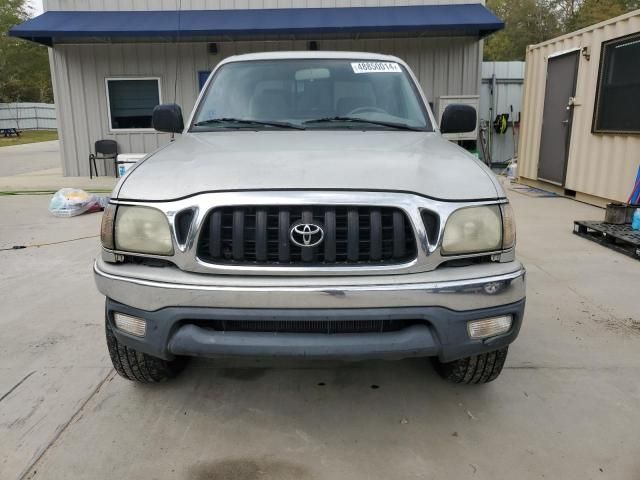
[152,104,184,133]
[440,104,477,134]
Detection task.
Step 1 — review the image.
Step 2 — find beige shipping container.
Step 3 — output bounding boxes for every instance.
[518,10,640,206]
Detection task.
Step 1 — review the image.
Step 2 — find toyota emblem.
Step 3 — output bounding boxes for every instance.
[290,221,325,248]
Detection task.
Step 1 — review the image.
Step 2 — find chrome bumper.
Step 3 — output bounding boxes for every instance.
[94,258,526,312]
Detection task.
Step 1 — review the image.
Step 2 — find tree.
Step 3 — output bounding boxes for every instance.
[566,0,640,30]
[0,0,53,103]
[484,0,562,61]
[551,0,581,21]
[484,0,640,60]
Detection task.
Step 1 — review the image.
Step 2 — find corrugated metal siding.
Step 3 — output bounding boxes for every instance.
[43,0,483,11]
[0,103,57,130]
[52,36,480,176]
[518,10,640,203]
[480,61,524,164]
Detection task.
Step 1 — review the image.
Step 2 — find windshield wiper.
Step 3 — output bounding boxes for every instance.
[193,118,305,130]
[303,116,423,131]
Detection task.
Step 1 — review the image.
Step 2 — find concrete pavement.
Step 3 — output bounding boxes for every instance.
[0,141,60,177]
[0,141,116,192]
[1,188,639,480]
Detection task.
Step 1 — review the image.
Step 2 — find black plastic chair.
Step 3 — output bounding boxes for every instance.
[89,140,118,179]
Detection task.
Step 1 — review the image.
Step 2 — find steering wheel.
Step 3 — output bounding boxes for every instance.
[347,106,388,116]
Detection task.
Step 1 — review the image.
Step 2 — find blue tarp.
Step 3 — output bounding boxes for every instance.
[10,4,504,46]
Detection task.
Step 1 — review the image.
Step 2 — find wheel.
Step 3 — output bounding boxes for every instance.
[105,317,186,383]
[434,347,508,384]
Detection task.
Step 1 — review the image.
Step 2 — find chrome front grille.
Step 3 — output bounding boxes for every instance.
[108,191,512,276]
[197,205,417,266]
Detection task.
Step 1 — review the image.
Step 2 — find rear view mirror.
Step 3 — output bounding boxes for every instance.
[295,68,331,81]
[152,104,184,133]
[440,104,477,134]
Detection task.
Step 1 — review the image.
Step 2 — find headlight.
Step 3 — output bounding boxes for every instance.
[442,205,502,255]
[114,206,174,255]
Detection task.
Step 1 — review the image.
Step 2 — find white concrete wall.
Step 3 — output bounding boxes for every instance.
[51,37,481,176]
[44,0,483,11]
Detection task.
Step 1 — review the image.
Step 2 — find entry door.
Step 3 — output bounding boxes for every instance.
[537,51,579,185]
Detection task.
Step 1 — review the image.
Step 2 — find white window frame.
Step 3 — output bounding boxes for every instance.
[105,77,163,132]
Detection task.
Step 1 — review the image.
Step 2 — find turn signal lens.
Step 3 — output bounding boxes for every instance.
[114,313,146,337]
[501,203,516,250]
[100,204,117,250]
[467,315,512,339]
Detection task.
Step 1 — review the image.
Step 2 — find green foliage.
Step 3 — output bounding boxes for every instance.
[566,0,640,30]
[485,0,562,61]
[0,0,53,103]
[0,129,58,147]
[485,0,640,60]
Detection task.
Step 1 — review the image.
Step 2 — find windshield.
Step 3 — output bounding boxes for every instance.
[191,59,432,131]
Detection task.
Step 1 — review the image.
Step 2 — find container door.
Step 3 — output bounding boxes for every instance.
[537,51,579,185]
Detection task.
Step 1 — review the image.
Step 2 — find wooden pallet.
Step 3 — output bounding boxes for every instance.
[573,221,640,261]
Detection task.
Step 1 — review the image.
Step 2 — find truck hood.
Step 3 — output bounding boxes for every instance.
[116,131,502,201]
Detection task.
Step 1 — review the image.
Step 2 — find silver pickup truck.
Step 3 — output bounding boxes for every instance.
[95,51,525,385]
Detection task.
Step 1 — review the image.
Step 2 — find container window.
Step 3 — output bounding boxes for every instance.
[106,78,161,130]
[593,33,640,134]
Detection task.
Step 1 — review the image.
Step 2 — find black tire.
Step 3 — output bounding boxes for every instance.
[434,347,508,384]
[105,317,186,383]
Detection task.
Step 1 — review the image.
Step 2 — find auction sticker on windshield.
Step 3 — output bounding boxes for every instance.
[351,62,402,74]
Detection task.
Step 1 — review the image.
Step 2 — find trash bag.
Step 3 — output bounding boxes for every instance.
[49,188,106,217]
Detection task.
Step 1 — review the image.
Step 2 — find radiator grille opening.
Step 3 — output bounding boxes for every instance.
[192,319,420,334]
[174,208,195,246]
[197,205,417,266]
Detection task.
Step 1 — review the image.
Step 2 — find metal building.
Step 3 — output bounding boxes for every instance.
[480,61,525,166]
[11,0,503,177]
[518,10,640,206]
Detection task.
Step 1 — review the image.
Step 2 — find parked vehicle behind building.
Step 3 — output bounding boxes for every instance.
[94,52,526,385]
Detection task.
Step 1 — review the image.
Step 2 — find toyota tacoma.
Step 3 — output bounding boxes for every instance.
[95,52,526,384]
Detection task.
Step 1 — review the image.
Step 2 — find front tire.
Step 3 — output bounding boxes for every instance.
[434,347,508,384]
[105,318,186,383]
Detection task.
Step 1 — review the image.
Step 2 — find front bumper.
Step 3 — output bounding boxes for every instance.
[95,258,526,362]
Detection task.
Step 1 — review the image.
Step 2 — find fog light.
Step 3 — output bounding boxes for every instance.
[114,313,146,337]
[468,315,512,339]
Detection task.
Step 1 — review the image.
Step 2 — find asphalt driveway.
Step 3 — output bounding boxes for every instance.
[1,189,639,480]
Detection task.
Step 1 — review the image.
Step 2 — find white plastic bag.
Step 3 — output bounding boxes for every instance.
[49,188,100,217]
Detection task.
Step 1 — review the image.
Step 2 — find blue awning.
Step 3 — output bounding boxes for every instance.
[10,4,503,46]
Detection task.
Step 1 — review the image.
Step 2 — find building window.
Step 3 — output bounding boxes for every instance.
[106,78,161,130]
[593,33,640,134]
[198,71,211,91]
